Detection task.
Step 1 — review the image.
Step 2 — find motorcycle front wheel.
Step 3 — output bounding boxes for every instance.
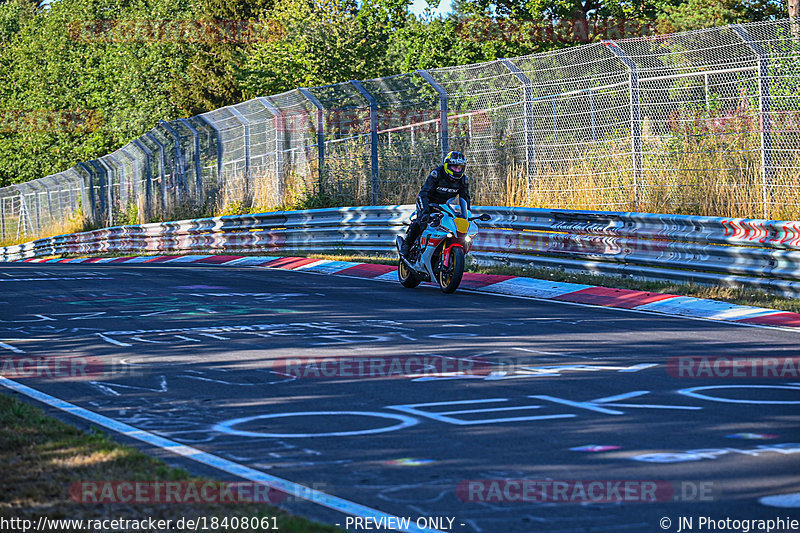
[437,247,465,294]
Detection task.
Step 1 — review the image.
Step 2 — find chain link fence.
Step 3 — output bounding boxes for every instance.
[2,19,799,243]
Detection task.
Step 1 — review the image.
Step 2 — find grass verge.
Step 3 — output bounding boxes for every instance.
[0,393,342,532]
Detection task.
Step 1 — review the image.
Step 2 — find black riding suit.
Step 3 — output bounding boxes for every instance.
[403,165,471,253]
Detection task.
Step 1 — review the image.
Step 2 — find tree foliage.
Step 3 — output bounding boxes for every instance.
[0,0,789,186]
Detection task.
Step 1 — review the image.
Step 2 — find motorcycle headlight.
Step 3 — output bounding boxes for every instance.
[447,232,455,238]
[464,235,472,243]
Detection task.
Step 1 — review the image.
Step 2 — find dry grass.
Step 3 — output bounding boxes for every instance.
[0,209,87,248]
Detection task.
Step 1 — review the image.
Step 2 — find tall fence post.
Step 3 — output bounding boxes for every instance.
[34,191,42,233]
[501,59,535,196]
[88,159,112,226]
[65,168,82,223]
[350,80,380,205]
[299,88,325,194]
[159,121,190,203]
[198,115,224,188]
[109,155,129,218]
[99,158,116,225]
[732,25,773,219]
[0,196,5,240]
[120,149,139,214]
[179,118,204,203]
[77,162,97,224]
[132,139,153,221]
[415,69,449,161]
[145,133,168,215]
[256,97,285,205]
[45,187,54,228]
[605,41,642,210]
[17,192,31,238]
[225,108,251,185]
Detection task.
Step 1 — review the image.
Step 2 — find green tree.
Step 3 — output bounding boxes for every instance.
[172,0,274,116]
[655,0,783,33]
[240,0,409,97]
[0,0,196,186]
[0,0,35,43]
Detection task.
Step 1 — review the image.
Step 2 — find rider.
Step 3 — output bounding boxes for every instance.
[400,151,471,257]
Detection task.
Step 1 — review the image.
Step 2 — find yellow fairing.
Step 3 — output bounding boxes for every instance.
[455,217,469,233]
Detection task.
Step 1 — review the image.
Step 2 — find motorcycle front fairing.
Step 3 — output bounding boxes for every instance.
[407,202,477,280]
[413,220,451,282]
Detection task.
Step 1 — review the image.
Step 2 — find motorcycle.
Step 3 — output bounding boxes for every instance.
[395,203,490,294]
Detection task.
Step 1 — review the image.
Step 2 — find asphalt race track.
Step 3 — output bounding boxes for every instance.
[1,262,799,533]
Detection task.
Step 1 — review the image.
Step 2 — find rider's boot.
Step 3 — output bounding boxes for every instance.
[401,224,421,257]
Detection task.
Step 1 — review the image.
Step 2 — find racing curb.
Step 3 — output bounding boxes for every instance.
[19,254,800,330]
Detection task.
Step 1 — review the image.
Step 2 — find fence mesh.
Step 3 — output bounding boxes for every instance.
[2,19,800,242]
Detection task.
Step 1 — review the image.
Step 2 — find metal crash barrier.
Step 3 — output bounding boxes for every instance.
[2,206,800,297]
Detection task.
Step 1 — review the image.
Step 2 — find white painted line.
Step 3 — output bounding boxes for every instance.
[388,398,576,425]
[634,296,781,321]
[214,411,419,438]
[198,333,230,340]
[173,335,202,343]
[163,255,214,263]
[375,270,400,281]
[291,259,330,270]
[116,256,154,263]
[759,492,800,508]
[177,375,256,386]
[619,363,658,372]
[678,384,800,405]
[221,256,279,266]
[512,347,567,356]
[593,391,651,403]
[0,377,443,533]
[89,382,122,396]
[289,260,361,275]
[96,333,131,347]
[479,277,594,298]
[130,336,171,344]
[0,341,24,354]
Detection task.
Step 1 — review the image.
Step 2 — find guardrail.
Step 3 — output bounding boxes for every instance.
[3,206,800,297]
